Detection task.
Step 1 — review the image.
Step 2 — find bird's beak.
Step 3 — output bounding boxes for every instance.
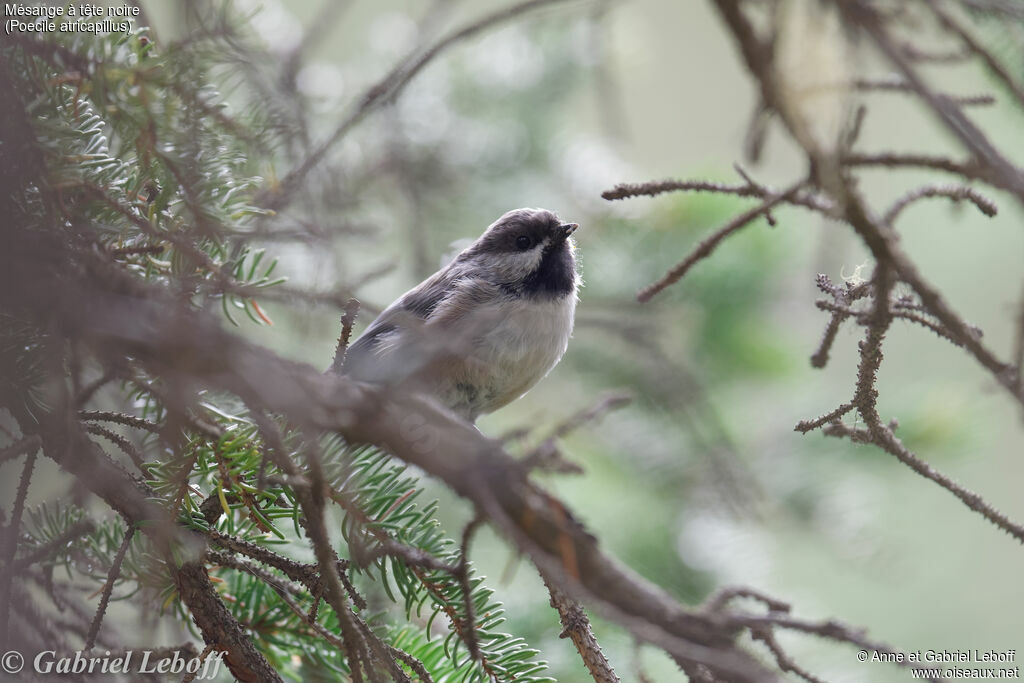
[558,222,579,240]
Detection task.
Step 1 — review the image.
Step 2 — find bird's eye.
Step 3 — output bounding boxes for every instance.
[515,235,532,250]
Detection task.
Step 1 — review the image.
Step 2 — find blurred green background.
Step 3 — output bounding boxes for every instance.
[119,0,1024,679]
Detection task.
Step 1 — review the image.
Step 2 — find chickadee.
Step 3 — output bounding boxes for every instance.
[332,208,580,423]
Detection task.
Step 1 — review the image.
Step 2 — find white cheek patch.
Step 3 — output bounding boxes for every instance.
[485,248,544,282]
[520,247,545,272]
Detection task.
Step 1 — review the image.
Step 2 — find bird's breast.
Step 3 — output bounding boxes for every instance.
[481,294,575,365]
[442,293,577,418]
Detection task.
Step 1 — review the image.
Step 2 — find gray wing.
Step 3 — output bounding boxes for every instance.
[332,269,456,380]
[333,272,499,386]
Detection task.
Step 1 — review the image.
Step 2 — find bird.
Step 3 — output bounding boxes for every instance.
[332,208,580,423]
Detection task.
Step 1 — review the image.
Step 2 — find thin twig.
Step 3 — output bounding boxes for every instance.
[703,586,791,615]
[897,39,970,63]
[84,523,136,650]
[295,443,372,682]
[84,423,146,470]
[80,410,161,433]
[796,75,996,107]
[636,180,805,303]
[843,104,868,151]
[207,550,307,600]
[733,614,945,683]
[330,298,361,373]
[795,403,855,434]
[813,298,971,349]
[457,516,485,664]
[733,163,778,225]
[0,436,41,467]
[843,152,989,182]
[743,98,771,163]
[882,183,998,224]
[0,449,37,646]
[209,531,333,592]
[750,627,827,683]
[181,645,218,683]
[808,275,869,369]
[109,244,165,257]
[388,646,435,683]
[544,575,621,683]
[364,538,459,575]
[522,391,632,472]
[602,178,835,216]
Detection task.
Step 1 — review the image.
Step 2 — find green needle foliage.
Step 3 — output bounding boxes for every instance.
[2,9,551,681]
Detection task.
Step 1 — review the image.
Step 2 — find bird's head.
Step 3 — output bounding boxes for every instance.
[460,208,579,299]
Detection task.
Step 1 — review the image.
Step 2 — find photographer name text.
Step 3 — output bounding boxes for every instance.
[862,649,1017,664]
[31,649,226,678]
